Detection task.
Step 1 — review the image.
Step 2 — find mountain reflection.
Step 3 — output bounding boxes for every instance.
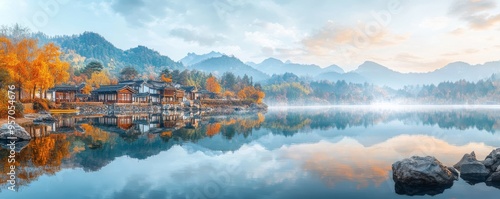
[1,108,500,192]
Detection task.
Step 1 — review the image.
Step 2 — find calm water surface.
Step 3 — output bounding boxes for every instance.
[1,106,500,199]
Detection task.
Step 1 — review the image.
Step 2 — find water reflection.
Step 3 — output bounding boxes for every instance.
[1,108,500,198]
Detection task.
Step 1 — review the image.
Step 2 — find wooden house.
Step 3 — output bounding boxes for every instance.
[48,84,85,103]
[92,85,136,104]
[181,86,197,100]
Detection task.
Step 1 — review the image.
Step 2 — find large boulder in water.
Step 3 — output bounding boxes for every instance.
[454,151,495,183]
[392,156,457,186]
[0,123,31,140]
[460,162,491,182]
[484,148,500,172]
[454,151,478,170]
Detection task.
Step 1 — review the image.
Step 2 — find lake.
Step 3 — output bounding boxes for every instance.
[1,106,500,199]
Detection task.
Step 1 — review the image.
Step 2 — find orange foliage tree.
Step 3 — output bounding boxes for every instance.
[237,86,265,103]
[161,74,172,83]
[0,36,70,99]
[82,70,112,94]
[206,76,221,93]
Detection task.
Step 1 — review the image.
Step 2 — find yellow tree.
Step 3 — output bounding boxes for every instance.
[83,70,111,94]
[206,76,221,93]
[10,38,37,99]
[0,37,18,70]
[161,74,172,83]
[237,86,265,103]
[223,90,235,99]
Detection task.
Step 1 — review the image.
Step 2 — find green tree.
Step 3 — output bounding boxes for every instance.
[119,66,139,81]
[221,72,236,91]
[82,61,103,77]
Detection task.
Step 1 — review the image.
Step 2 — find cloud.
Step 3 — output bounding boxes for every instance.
[448,0,500,30]
[170,28,225,46]
[464,48,480,53]
[449,27,465,35]
[419,17,450,29]
[395,53,421,62]
[300,21,409,61]
[111,0,171,27]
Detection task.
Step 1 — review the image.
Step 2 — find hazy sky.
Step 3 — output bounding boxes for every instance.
[1,0,500,72]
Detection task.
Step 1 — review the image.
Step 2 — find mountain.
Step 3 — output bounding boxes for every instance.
[249,57,344,77]
[180,51,224,66]
[315,61,500,88]
[33,32,183,74]
[190,55,269,81]
[352,61,406,87]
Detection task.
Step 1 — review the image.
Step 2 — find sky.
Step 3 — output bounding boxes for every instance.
[1,0,500,73]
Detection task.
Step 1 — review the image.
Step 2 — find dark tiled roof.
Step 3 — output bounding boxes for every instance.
[133,93,150,97]
[181,86,196,92]
[119,80,146,85]
[93,85,137,93]
[49,85,81,92]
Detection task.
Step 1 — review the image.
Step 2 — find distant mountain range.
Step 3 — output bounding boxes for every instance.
[247,58,344,77]
[190,55,269,82]
[32,31,500,88]
[315,61,500,88]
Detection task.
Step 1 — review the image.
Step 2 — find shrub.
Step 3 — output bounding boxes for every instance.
[14,101,24,117]
[0,90,24,118]
[33,98,50,112]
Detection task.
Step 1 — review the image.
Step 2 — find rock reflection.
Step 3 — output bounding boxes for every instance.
[395,182,453,196]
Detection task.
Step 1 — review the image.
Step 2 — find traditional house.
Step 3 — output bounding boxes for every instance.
[92,85,136,104]
[181,86,197,100]
[119,80,164,104]
[162,86,177,104]
[47,84,85,103]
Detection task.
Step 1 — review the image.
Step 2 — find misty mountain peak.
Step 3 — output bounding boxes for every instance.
[180,51,224,66]
[356,61,394,73]
[261,57,284,66]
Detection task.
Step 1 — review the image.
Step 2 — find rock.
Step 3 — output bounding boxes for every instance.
[392,156,457,187]
[460,162,490,182]
[0,140,30,152]
[483,158,494,167]
[454,151,477,170]
[497,165,500,172]
[395,182,452,196]
[447,166,459,178]
[0,123,31,140]
[33,114,57,123]
[486,171,500,182]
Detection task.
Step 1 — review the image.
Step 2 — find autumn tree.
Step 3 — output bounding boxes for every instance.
[83,70,111,94]
[206,76,221,93]
[1,27,70,100]
[223,90,235,99]
[161,74,172,83]
[119,66,139,81]
[238,86,265,103]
